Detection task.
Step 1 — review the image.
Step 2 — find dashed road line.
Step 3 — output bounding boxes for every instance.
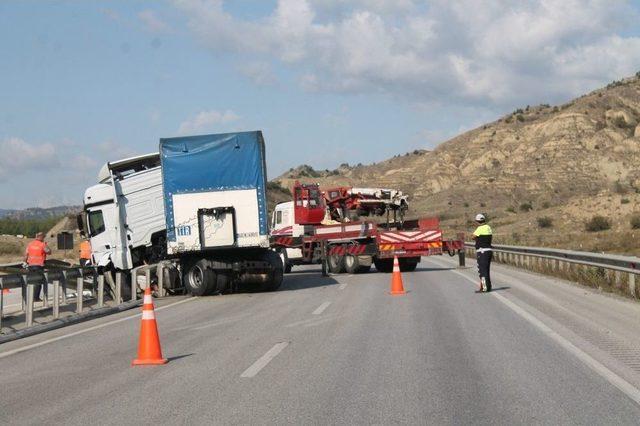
[240,342,289,378]
[312,301,331,315]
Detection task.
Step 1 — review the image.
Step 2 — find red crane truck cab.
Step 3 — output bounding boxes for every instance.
[293,181,325,225]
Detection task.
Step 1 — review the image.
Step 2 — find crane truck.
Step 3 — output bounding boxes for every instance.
[271,181,464,273]
[81,131,282,297]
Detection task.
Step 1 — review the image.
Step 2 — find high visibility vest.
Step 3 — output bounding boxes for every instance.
[80,241,92,259]
[473,224,493,249]
[26,240,47,266]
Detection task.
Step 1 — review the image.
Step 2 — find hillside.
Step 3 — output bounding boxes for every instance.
[275,73,640,255]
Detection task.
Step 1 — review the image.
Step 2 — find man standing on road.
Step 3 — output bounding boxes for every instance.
[472,214,492,292]
[23,232,51,302]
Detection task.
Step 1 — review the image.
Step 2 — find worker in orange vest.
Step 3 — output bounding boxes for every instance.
[79,239,92,266]
[23,232,51,302]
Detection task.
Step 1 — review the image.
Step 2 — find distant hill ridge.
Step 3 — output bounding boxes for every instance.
[0,206,81,221]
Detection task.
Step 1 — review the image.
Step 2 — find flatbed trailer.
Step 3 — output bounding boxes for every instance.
[271,218,465,274]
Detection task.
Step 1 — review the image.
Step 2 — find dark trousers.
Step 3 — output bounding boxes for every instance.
[476,251,493,291]
[28,265,45,300]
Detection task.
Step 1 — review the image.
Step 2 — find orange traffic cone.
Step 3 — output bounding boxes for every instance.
[389,256,406,295]
[132,287,168,366]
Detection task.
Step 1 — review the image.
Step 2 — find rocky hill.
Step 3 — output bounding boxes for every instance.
[274,73,640,255]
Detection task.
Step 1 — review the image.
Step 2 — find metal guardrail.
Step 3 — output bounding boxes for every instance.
[0,265,133,332]
[464,243,640,297]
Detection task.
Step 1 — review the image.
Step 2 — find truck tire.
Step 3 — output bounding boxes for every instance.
[344,254,360,274]
[373,257,393,273]
[184,259,215,296]
[327,254,345,273]
[399,257,419,272]
[262,250,283,291]
[278,249,293,274]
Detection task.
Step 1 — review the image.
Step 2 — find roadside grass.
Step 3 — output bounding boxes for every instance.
[489,251,637,299]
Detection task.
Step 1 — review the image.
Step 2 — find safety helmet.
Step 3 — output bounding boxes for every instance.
[475,213,486,223]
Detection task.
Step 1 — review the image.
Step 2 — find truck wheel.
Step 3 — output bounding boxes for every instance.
[327,254,344,273]
[262,250,283,291]
[278,250,293,274]
[344,254,360,274]
[399,257,420,272]
[184,259,215,296]
[373,257,393,273]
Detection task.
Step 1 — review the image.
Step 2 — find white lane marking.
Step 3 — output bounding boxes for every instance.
[338,283,348,290]
[439,263,640,406]
[312,301,331,315]
[0,297,197,360]
[240,342,289,378]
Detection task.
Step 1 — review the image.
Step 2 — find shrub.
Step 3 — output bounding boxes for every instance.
[542,201,551,209]
[636,71,640,78]
[519,202,533,212]
[611,115,630,129]
[266,181,292,195]
[585,215,611,232]
[537,217,553,228]
[463,202,469,208]
[516,114,525,122]
[631,215,640,229]
[613,181,628,194]
[621,198,630,204]
[506,206,516,213]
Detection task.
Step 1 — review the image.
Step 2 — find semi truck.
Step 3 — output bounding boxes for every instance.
[271,182,464,274]
[81,131,282,297]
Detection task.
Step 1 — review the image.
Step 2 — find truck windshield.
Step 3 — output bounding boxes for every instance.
[88,210,106,237]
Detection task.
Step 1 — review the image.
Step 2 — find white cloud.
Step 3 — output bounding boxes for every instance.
[138,10,172,34]
[0,138,59,181]
[177,109,241,134]
[240,61,277,86]
[173,0,640,107]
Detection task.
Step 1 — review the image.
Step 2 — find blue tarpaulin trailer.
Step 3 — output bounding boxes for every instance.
[160,131,269,254]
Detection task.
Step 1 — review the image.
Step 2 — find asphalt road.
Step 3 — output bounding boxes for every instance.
[2,256,640,425]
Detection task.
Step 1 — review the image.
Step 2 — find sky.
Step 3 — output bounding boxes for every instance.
[1,0,640,209]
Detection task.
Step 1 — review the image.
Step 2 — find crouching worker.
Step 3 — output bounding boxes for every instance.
[472,214,492,292]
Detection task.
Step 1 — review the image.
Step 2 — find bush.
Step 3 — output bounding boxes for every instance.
[516,114,525,122]
[542,201,551,209]
[611,115,630,129]
[585,215,611,232]
[613,181,628,194]
[631,215,640,229]
[621,198,630,204]
[519,202,533,212]
[463,202,469,208]
[506,206,516,213]
[266,181,291,195]
[537,217,553,228]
